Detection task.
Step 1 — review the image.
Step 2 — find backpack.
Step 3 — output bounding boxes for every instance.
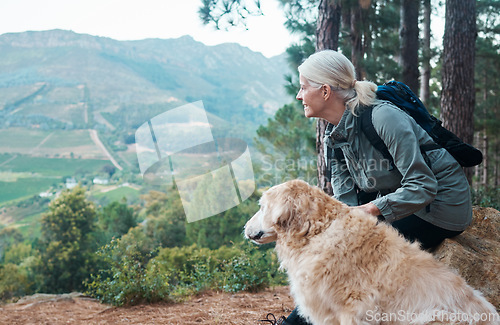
[326,81,483,182]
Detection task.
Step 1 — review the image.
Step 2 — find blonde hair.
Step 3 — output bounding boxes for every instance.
[298,50,377,114]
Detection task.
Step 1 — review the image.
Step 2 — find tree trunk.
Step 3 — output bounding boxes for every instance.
[315,0,341,194]
[400,0,420,93]
[351,6,363,80]
[420,0,431,103]
[316,0,341,51]
[440,0,476,183]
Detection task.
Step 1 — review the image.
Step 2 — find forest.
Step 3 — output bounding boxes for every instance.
[0,0,499,305]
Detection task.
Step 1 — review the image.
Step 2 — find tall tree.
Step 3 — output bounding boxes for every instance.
[97,201,137,243]
[344,0,373,80]
[400,0,420,93]
[38,186,98,293]
[440,0,476,181]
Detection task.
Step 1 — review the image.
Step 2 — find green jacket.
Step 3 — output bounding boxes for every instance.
[324,100,472,231]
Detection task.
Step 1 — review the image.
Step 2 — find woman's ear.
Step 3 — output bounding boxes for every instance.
[322,84,331,100]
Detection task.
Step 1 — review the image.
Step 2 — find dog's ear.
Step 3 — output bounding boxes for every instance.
[269,181,312,238]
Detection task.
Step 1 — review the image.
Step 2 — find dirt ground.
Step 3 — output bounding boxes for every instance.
[0,286,295,325]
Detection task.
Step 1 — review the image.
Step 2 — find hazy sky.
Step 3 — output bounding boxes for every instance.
[0,0,298,58]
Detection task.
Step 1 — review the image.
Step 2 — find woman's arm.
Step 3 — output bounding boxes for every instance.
[368,104,438,222]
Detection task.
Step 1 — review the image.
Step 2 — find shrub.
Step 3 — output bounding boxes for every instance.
[85,240,286,306]
[0,264,31,301]
[85,239,171,306]
[472,186,500,210]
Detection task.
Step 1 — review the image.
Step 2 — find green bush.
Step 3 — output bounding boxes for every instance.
[0,264,32,301]
[85,239,170,306]
[221,249,273,293]
[472,187,500,210]
[156,243,285,296]
[85,240,286,306]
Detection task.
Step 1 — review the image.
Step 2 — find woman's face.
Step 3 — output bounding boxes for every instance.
[296,74,346,124]
[296,75,327,119]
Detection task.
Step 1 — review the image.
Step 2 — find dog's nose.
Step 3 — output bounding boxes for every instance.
[250,231,264,240]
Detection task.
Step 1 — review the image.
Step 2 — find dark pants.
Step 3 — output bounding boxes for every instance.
[284,214,463,325]
[390,214,463,251]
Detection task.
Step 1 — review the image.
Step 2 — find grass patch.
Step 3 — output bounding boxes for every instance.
[38,129,94,149]
[15,212,44,240]
[0,177,57,204]
[0,155,110,177]
[0,172,35,182]
[0,128,105,159]
[0,128,51,150]
[0,153,15,165]
[92,186,141,205]
[0,192,50,238]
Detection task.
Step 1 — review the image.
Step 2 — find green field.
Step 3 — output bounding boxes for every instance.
[0,176,57,204]
[0,127,105,159]
[16,212,43,239]
[0,201,47,239]
[0,154,115,207]
[0,128,51,151]
[92,186,141,204]
[0,154,15,165]
[0,126,140,225]
[0,154,111,176]
[38,129,95,148]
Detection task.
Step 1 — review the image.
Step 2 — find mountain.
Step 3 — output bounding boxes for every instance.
[0,30,292,140]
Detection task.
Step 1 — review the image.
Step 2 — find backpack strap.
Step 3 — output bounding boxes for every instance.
[359,106,441,169]
[359,107,395,168]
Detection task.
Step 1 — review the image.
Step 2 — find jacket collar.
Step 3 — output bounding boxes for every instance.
[325,108,350,143]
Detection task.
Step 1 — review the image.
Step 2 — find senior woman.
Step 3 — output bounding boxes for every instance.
[264,50,472,325]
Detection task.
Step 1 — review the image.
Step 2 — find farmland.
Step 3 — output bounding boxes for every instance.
[0,128,106,159]
[0,127,134,234]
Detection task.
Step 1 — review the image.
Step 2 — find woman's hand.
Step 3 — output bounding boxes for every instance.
[350,202,381,217]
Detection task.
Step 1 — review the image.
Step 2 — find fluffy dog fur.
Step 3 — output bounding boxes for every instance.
[245,180,499,325]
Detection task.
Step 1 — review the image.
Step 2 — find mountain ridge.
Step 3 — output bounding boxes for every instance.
[0,30,285,60]
[0,29,293,143]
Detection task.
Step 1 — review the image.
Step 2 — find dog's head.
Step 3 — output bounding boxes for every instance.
[244,179,339,245]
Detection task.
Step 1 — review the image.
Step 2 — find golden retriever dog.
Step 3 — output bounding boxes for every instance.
[245,180,499,325]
